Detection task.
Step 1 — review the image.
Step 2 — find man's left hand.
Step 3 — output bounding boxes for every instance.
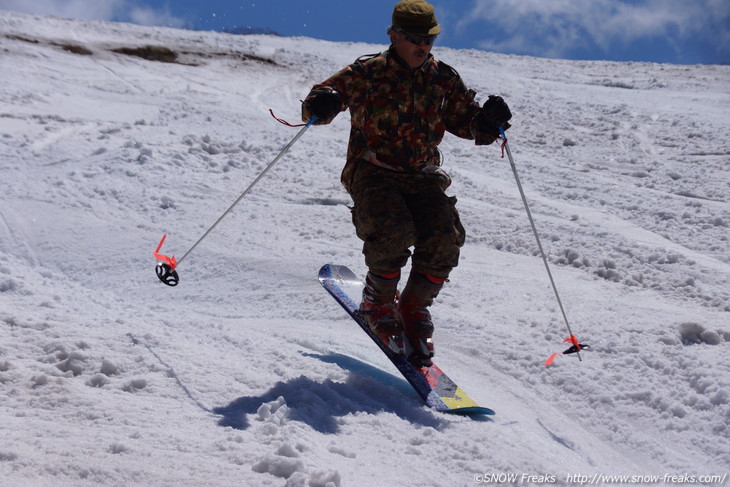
[477,95,512,136]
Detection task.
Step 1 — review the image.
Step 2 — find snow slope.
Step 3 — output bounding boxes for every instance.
[1,10,728,487]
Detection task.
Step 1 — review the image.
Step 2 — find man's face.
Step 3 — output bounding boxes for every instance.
[391,29,435,68]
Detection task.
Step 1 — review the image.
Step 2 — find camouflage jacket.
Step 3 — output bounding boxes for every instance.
[303,46,495,192]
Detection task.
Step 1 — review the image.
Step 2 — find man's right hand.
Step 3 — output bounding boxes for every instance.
[304,90,342,122]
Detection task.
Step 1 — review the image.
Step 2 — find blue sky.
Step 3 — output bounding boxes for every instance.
[1,0,728,65]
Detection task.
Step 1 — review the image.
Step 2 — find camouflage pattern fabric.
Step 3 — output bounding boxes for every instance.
[304,46,497,278]
[302,46,497,193]
[349,162,465,279]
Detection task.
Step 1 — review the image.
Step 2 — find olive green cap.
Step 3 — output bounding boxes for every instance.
[392,0,441,36]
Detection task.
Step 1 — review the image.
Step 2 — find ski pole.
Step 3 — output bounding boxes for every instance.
[498,126,588,363]
[153,116,318,286]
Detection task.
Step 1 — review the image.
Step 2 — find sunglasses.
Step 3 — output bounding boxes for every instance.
[397,29,437,46]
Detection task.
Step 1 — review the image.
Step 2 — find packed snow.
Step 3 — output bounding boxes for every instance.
[1,10,729,487]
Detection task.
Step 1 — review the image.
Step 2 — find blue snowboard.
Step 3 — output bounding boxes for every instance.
[319,264,494,415]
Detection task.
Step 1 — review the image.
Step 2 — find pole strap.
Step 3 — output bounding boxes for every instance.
[269,109,307,127]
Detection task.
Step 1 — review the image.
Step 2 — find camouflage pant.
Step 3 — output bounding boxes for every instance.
[349,162,466,279]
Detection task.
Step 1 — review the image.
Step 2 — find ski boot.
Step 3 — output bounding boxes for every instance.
[359,271,405,355]
[399,272,445,368]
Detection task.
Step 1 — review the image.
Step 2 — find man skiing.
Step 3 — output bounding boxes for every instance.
[302,0,512,366]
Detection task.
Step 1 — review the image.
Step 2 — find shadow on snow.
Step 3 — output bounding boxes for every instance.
[213,352,448,434]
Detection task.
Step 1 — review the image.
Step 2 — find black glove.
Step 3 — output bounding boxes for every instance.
[305,90,341,122]
[477,95,512,137]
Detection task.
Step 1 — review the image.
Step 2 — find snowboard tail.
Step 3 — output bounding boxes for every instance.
[319,264,494,415]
